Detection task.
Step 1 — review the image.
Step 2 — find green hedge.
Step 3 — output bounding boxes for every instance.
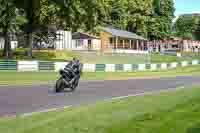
[0,48,80,62]
[33,51,56,60]
[0,49,59,61]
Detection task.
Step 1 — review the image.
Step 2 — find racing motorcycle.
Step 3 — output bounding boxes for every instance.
[55,64,82,93]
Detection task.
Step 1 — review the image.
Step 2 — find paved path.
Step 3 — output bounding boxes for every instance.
[0,75,200,117]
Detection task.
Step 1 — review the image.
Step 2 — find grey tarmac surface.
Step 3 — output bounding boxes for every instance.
[0,75,200,117]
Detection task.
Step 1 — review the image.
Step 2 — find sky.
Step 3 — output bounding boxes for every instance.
[175,0,200,16]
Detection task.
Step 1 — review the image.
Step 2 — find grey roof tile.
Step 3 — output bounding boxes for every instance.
[101,27,147,40]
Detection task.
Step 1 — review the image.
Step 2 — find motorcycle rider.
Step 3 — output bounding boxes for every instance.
[65,57,77,68]
[65,58,82,87]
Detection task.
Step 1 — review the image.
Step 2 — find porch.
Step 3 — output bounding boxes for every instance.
[100,27,148,54]
[107,37,148,51]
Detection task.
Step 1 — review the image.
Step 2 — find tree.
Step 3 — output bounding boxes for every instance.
[103,0,175,40]
[17,0,175,43]
[106,0,127,30]
[16,0,58,56]
[126,0,153,37]
[147,0,175,40]
[173,14,200,40]
[12,0,175,54]
[50,0,109,33]
[0,0,26,58]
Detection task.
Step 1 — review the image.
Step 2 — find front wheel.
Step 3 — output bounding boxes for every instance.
[55,78,65,92]
[70,78,79,92]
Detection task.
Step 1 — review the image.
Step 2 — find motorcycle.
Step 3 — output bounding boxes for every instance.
[55,66,81,93]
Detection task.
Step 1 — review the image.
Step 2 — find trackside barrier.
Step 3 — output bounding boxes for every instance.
[181,61,188,67]
[138,64,146,71]
[0,60,17,70]
[161,63,167,69]
[115,64,124,72]
[124,64,132,72]
[0,60,199,72]
[192,60,199,65]
[54,62,69,72]
[105,64,115,72]
[39,61,54,71]
[157,64,161,69]
[151,64,157,70]
[96,64,106,72]
[170,62,178,68]
[83,64,96,72]
[18,61,38,71]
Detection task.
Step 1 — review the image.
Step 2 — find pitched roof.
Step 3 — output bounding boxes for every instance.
[101,27,147,40]
[72,32,100,40]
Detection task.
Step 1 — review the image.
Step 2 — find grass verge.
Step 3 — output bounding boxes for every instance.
[2,49,200,64]
[0,65,200,85]
[0,86,200,133]
[150,53,198,63]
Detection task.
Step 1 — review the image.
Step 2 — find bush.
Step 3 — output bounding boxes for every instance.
[33,51,56,60]
[53,50,80,60]
[0,49,80,61]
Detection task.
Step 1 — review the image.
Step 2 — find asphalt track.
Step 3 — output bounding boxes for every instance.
[0,75,200,117]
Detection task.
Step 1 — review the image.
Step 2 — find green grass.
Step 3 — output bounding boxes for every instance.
[150,53,200,63]
[0,50,78,62]
[1,50,149,64]
[1,86,200,133]
[0,65,200,84]
[78,52,200,64]
[1,49,200,64]
[79,53,200,64]
[79,53,149,64]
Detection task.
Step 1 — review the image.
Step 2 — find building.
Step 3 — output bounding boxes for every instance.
[99,26,148,54]
[0,26,149,54]
[0,30,72,50]
[147,40,200,53]
[0,34,18,50]
[55,30,72,50]
[182,40,200,52]
[71,27,148,54]
[72,32,101,51]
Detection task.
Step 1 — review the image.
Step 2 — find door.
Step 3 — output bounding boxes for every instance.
[88,40,92,50]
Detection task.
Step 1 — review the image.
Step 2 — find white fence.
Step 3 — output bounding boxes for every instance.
[111,49,149,54]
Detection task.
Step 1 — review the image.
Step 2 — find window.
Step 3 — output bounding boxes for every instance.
[88,40,91,45]
[110,38,113,44]
[76,40,83,48]
[88,40,92,50]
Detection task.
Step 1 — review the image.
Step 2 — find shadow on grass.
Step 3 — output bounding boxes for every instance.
[187,123,200,133]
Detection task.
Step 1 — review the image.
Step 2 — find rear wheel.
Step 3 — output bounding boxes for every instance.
[55,78,65,92]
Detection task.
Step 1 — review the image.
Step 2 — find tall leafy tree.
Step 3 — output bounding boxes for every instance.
[173,14,200,40]
[103,0,175,39]
[51,0,109,32]
[107,0,127,30]
[16,0,58,56]
[10,0,176,55]
[15,0,40,56]
[147,0,175,40]
[126,0,153,37]
[0,0,26,58]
